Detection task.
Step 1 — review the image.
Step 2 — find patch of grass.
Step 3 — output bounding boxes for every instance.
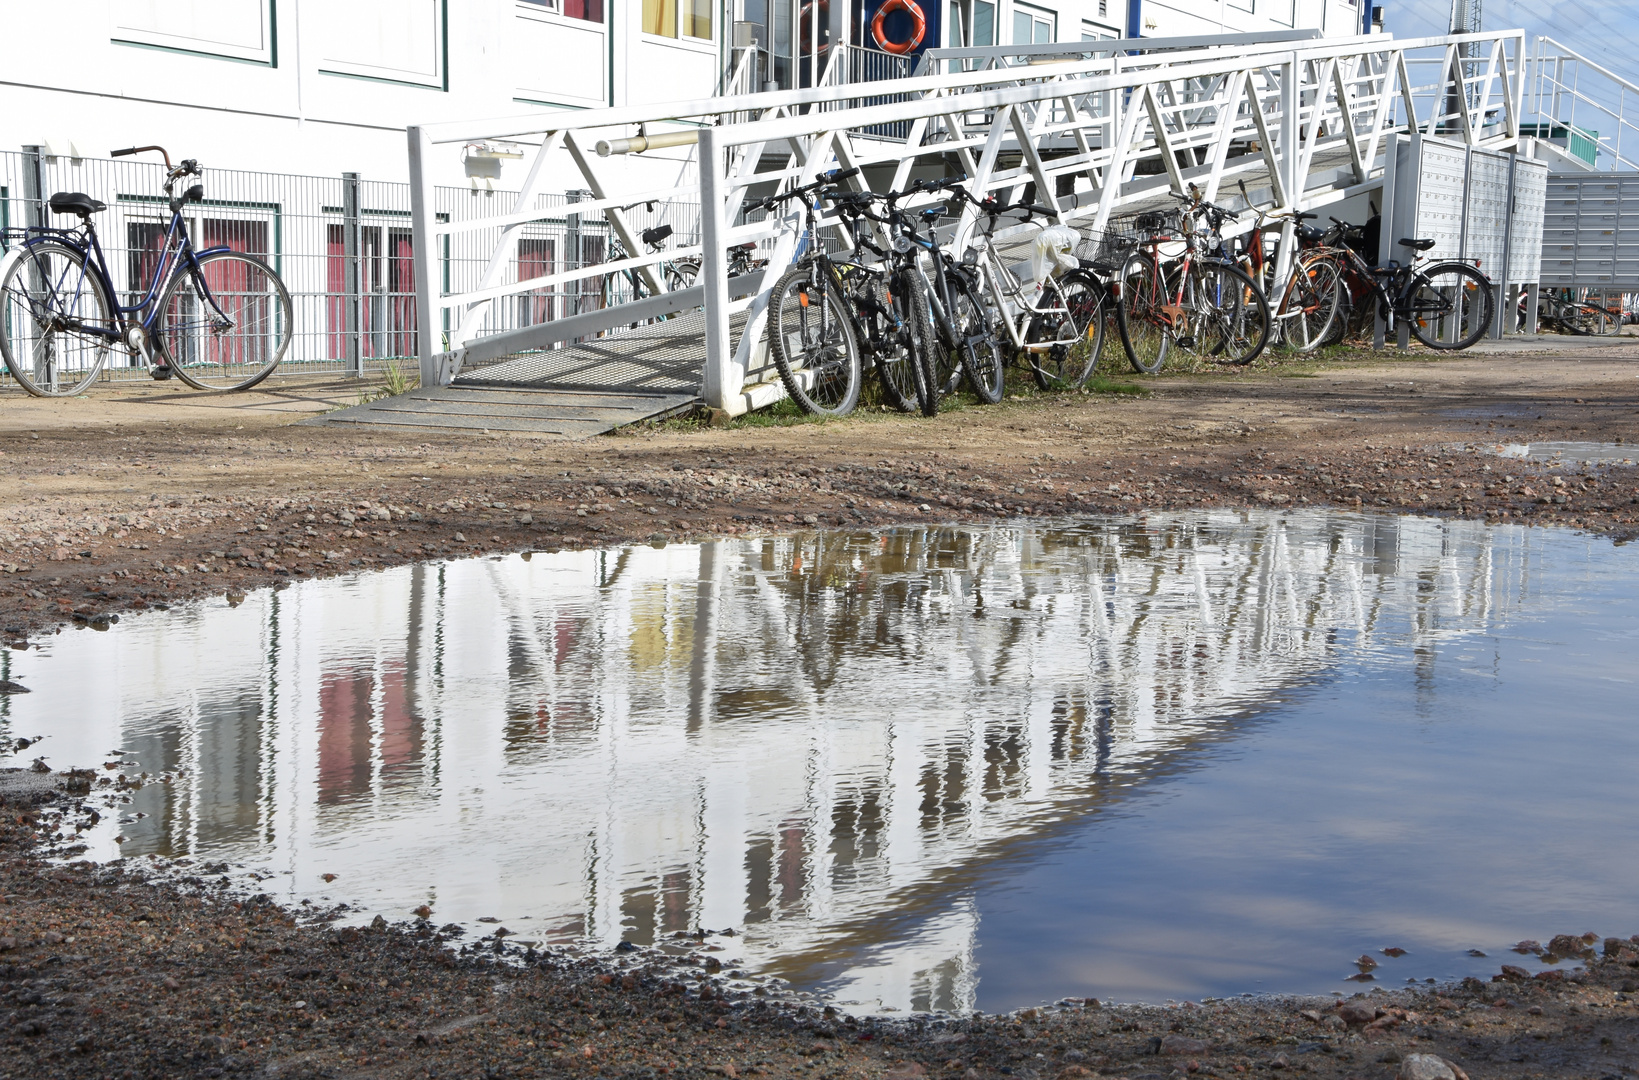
[355,358,418,405]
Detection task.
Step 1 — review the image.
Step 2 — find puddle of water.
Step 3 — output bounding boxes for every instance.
[2,511,1635,1014]
[1489,440,1637,464]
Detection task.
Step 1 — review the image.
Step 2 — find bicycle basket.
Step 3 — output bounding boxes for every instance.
[1076,228,1138,273]
[1133,210,1173,236]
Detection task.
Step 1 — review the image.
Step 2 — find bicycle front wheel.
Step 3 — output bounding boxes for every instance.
[948,268,1004,404]
[1406,262,1493,351]
[1281,257,1343,354]
[157,251,293,391]
[768,263,862,417]
[859,274,921,414]
[0,241,115,397]
[1116,252,1172,375]
[1197,261,1271,365]
[1031,271,1107,390]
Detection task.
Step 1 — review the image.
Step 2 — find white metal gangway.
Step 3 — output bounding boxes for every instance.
[1523,36,1639,172]
[408,27,1525,416]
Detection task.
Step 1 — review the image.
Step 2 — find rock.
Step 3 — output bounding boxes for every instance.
[321,873,337,883]
[1270,1051,1291,1069]
[1496,964,1532,982]
[413,905,431,919]
[370,915,388,931]
[1337,1001,1377,1027]
[1160,1035,1211,1056]
[883,1064,926,1079]
[0,679,30,694]
[30,758,50,773]
[1548,933,1594,958]
[1357,954,1379,971]
[1056,1068,1094,1079]
[1467,949,1487,957]
[1397,1053,1467,1080]
[1383,946,1408,957]
[1514,940,1543,954]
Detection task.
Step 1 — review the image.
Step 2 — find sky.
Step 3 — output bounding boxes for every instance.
[1388,0,1639,81]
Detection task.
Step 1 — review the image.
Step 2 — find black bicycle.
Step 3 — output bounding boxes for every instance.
[1313,218,1495,350]
[0,145,292,395]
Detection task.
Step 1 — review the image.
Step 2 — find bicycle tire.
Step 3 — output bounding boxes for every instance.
[1031,271,1107,390]
[0,241,115,397]
[156,251,293,391]
[900,280,940,416]
[768,263,862,417]
[1405,262,1493,351]
[1197,261,1271,365]
[860,274,920,414]
[1281,257,1343,354]
[1116,252,1172,375]
[948,268,1004,404]
[666,261,699,292]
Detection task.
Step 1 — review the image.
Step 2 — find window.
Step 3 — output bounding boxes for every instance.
[643,0,712,40]
[113,0,275,64]
[1081,19,1115,41]
[321,0,446,89]
[517,0,602,19]
[971,1,996,46]
[1013,3,1055,45]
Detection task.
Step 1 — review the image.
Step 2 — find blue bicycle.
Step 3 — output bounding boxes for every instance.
[0,146,292,396]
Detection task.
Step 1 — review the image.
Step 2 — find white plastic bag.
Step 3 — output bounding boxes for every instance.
[1030,225,1080,282]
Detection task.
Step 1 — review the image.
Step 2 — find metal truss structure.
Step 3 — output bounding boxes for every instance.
[409,28,1525,412]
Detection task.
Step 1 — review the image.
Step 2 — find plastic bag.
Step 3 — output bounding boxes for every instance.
[1030,225,1080,282]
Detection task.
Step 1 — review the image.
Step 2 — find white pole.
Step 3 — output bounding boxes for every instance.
[408,125,443,387]
[698,128,737,412]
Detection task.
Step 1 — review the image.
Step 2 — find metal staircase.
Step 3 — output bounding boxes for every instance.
[398,27,1531,430]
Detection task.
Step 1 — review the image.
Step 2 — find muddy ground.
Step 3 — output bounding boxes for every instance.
[0,772,1635,1080]
[1,339,1638,1078]
[1,338,1637,638]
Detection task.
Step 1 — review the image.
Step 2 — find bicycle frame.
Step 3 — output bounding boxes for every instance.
[967,225,1082,352]
[15,205,230,349]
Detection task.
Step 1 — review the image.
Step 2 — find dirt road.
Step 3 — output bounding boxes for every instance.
[2,339,1637,639]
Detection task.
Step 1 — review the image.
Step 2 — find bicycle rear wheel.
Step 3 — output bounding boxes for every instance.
[1116,252,1172,375]
[157,251,293,391]
[1406,262,1493,351]
[0,241,115,397]
[897,280,940,416]
[1031,271,1106,390]
[859,275,921,414]
[1197,261,1271,365]
[1280,257,1343,353]
[948,268,1003,404]
[768,263,862,417]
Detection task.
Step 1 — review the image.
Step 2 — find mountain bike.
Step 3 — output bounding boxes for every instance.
[0,146,293,395]
[1310,220,1494,350]
[845,179,1005,406]
[1116,191,1271,372]
[597,201,699,315]
[759,168,939,417]
[948,185,1112,391]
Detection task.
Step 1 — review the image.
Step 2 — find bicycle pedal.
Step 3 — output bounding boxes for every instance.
[149,365,173,381]
[1175,336,1196,349]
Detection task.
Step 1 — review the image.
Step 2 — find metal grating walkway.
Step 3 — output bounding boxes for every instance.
[307,312,746,436]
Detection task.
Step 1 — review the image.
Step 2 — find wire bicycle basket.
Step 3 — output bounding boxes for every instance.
[1076,227,1138,273]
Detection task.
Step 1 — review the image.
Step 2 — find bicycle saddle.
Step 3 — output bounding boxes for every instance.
[1297,224,1324,243]
[1399,237,1436,251]
[49,192,106,217]
[730,241,757,252]
[640,224,673,246]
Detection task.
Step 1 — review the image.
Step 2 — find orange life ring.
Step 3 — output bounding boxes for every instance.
[871,0,926,56]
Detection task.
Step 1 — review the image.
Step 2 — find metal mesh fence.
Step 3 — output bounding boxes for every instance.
[0,148,706,389]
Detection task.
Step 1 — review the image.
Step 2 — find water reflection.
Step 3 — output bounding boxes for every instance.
[0,511,1624,1012]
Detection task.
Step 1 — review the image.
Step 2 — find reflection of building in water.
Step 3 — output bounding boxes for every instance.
[9,513,1539,1013]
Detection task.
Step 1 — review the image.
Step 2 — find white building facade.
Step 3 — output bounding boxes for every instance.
[0,0,1378,186]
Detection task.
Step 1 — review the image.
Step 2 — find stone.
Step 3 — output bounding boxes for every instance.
[1496,964,1532,982]
[1160,1035,1211,1056]
[1337,1001,1377,1027]
[1397,1053,1465,1080]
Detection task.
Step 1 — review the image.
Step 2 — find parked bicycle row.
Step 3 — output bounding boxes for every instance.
[756,170,1497,418]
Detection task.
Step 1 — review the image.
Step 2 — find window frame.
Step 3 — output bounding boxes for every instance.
[318,0,449,91]
[1011,2,1056,46]
[111,0,278,66]
[640,0,716,47]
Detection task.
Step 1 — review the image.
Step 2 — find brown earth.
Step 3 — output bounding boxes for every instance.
[3,338,1639,640]
[2,341,1639,1076]
[0,771,1636,1079]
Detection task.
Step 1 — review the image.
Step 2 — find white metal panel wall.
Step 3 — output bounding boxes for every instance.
[1507,158,1547,284]
[1538,174,1639,289]
[1411,138,1469,261]
[1464,148,1510,276]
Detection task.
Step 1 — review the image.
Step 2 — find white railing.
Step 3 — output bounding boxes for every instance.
[408,29,1524,409]
[1525,36,1639,171]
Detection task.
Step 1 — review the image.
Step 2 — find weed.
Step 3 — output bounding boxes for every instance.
[355,358,419,405]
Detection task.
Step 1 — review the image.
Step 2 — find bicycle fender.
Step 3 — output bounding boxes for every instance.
[194,245,233,259]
